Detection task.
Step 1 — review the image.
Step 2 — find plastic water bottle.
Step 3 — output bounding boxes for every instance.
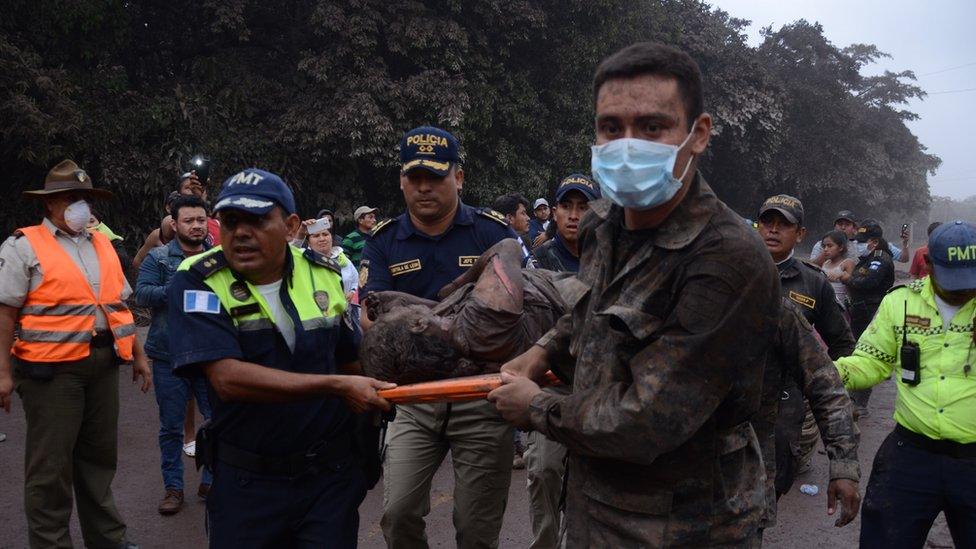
[799,484,819,496]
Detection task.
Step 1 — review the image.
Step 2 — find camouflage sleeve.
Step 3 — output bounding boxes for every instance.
[784,304,860,481]
[835,293,899,390]
[530,249,778,465]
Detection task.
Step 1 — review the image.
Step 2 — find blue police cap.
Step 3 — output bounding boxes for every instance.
[928,220,976,291]
[400,126,461,176]
[213,168,296,216]
[555,174,600,202]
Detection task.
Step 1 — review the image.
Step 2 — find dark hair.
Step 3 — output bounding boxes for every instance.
[872,237,893,257]
[927,221,942,236]
[823,230,849,256]
[492,193,530,218]
[170,195,208,219]
[593,42,704,127]
[360,306,469,385]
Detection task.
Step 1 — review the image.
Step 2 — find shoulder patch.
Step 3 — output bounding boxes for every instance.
[371,218,395,236]
[478,208,509,226]
[302,248,341,274]
[189,250,228,278]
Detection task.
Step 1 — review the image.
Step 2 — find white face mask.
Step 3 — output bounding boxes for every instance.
[64,200,92,233]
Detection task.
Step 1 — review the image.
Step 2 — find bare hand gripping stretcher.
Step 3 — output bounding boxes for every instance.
[377,371,562,404]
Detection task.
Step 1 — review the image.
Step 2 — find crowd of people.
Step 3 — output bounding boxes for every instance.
[0,40,974,549]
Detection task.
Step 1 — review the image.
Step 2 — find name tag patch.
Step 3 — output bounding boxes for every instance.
[389,259,422,276]
[905,315,931,328]
[229,303,260,317]
[788,291,816,310]
[183,290,221,314]
[458,256,478,267]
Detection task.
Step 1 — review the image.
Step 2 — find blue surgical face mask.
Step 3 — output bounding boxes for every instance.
[590,127,697,210]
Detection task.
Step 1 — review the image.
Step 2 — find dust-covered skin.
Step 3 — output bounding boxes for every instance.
[360,240,567,384]
[528,175,781,547]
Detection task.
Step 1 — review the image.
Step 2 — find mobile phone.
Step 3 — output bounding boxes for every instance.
[188,155,211,183]
[901,223,909,238]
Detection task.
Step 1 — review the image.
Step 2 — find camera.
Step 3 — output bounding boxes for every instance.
[188,155,211,183]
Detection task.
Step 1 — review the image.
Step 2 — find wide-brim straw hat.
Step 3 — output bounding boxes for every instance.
[23,159,113,200]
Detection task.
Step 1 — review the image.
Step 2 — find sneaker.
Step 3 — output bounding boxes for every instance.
[512,455,526,470]
[158,489,184,515]
[183,441,196,457]
[197,483,211,500]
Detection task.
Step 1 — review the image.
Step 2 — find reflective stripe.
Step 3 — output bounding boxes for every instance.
[302,317,336,331]
[103,302,129,313]
[112,323,136,339]
[20,304,97,316]
[18,329,91,344]
[238,319,274,332]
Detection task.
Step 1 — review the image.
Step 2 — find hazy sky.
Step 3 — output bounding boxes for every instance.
[710,0,975,200]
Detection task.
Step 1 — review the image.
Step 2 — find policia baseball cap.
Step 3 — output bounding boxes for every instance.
[758,194,804,226]
[399,126,461,176]
[555,174,601,202]
[928,220,976,291]
[213,168,296,216]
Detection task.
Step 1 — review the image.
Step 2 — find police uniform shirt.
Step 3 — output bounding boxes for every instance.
[530,234,580,273]
[777,255,855,359]
[361,202,517,300]
[167,249,358,457]
[0,218,132,329]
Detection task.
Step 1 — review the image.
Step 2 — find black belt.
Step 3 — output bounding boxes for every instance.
[91,330,114,348]
[217,435,353,476]
[895,424,976,459]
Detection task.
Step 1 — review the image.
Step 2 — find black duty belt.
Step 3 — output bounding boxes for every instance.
[217,435,353,476]
[90,330,115,348]
[895,424,976,459]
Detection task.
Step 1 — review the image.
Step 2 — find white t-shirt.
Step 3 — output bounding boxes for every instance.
[934,294,962,332]
[254,279,296,352]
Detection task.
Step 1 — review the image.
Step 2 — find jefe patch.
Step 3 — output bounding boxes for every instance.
[458,256,478,267]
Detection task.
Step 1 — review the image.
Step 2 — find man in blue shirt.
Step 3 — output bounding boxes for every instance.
[530,174,600,273]
[135,195,214,516]
[167,169,393,548]
[527,198,551,247]
[360,126,517,548]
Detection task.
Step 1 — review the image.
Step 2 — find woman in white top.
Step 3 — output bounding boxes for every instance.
[820,230,855,309]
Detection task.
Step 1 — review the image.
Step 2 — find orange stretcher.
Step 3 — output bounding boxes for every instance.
[377,371,562,404]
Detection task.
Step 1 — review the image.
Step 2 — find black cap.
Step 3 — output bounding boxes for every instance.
[758,194,804,225]
[399,126,461,176]
[555,174,600,202]
[834,210,856,223]
[855,219,883,243]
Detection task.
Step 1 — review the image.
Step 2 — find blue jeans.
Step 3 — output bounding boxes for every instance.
[152,359,213,491]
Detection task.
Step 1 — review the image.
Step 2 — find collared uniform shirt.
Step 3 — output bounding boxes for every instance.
[528,174,781,546]
[836,277,976,443]
[529,234,579,272]
[360,203,516,300]
[848,249,895,305]
[167,247,358,456]
[0,218,132,329]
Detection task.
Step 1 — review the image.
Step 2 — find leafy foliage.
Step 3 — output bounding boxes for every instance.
[0,0,938,250]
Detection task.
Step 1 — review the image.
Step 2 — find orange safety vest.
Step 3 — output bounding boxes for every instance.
[12,224,135,362]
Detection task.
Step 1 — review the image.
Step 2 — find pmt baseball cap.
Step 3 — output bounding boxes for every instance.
[399,126,461,176]
[928,220,976,291]
[555,174,601,202]
[758,194,804,225]
[213,168,296,216]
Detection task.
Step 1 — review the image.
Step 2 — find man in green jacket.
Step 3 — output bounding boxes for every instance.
[342,206,377,268]
[835,220,976,548]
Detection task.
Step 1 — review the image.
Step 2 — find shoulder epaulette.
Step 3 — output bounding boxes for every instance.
[302,248,342,274]
[371,218,395,236]
[189,250,228,278]
[798,259,823,271]
[478,208,509,226]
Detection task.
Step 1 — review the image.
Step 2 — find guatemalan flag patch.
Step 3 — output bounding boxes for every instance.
[184,290,221,314]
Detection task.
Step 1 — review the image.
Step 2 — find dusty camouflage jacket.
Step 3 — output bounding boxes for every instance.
[754,298,861,527]
[528,174,781,547]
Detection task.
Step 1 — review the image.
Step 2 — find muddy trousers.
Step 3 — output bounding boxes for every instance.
[381,400,513,549]
[15,347,127,549]
[860,427,976,548]
[524,431,567,549]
